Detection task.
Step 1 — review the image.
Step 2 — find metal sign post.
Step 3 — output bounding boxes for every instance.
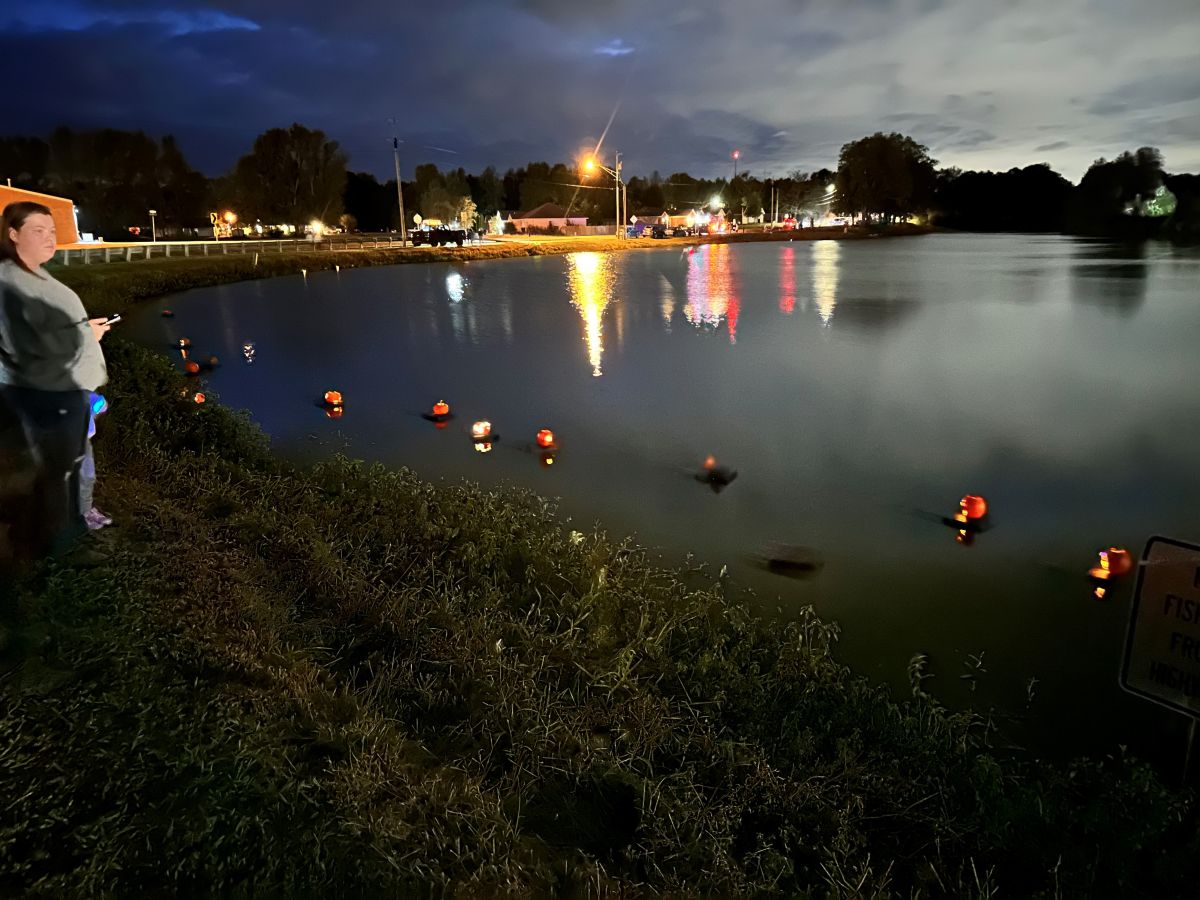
[1119,535,1200,783]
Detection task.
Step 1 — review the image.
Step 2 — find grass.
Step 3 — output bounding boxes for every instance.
[0,247,1196,896]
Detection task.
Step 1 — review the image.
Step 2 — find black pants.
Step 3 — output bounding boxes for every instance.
[0,386,90,557]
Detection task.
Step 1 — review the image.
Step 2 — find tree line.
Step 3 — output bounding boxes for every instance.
[2,125,1197,239]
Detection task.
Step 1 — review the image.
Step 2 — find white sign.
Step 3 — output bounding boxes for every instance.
[1120,536,1200,719]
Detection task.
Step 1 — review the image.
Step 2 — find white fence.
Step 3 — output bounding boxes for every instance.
[55,235,409,265]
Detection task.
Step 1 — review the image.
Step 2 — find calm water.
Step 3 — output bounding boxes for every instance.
[127,234,1200,760]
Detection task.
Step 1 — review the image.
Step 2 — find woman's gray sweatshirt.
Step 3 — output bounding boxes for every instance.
[0,259,107,392]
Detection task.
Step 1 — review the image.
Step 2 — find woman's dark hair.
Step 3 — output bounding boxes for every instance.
[1,201,54,273]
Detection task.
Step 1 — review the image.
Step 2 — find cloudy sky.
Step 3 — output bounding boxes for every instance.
[3,0,1198,181]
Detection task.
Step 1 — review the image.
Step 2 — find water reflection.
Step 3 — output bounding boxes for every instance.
[811,240,839,324]
[659,274,676,329]
[445,270,466,303]
[566,252,616,376]
[1070,245,1148,317]
[825,297,922,334]
[684,244,741,343]
[779,246,796,314]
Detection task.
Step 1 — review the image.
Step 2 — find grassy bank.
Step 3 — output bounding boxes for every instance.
[1,256,1195,895]
[53,223,930,319]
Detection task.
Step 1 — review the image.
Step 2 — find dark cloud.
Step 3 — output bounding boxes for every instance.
[2,0,1198,180]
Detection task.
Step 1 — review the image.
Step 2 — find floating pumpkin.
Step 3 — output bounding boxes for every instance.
[959,494,988,520]
[184,361,201,375]
[178,337,191,349]
[1090,546,1133,582]
[324,390,344,407]
[432,400,450,418]
[472,420,492,440]
[536,428,555,449]
[193,392,206,404]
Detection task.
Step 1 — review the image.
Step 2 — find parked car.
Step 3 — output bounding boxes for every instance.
[410,226,466,247]
[651,224,668,239]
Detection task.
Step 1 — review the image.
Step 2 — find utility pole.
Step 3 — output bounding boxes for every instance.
[392,137,407,245]
[615,150,623,239]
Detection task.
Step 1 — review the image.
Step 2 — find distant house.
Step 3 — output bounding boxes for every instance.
[507,202,587,232]
[0,185,80,245]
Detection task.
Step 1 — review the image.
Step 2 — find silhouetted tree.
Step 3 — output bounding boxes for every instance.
[231,124,347,227]
[837,132,936,221]
[0,136,49,189]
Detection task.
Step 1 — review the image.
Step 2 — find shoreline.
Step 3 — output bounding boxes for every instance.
[1,235,1193,894]
[56,223,934,319]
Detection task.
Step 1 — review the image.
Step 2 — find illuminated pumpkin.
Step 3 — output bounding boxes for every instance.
[324,390,344,407]
[178,338,191,348]
[432,400,450,418]
[536,428,555,449]
[184,361,201,375]
[1100,547,1133,577]
[959,495,988,520]
[472,420,492,439]
[193,392,206,404]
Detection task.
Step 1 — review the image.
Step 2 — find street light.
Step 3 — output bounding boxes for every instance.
[148,209,157,242]
[731,149,740,180]
[583,151,625,239]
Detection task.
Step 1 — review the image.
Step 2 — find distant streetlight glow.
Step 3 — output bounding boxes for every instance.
[710,194,723,209]
[825,183,836,194]
[223,210,237,224]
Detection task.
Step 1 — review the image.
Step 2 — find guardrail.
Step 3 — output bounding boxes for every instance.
[55,235,412,265]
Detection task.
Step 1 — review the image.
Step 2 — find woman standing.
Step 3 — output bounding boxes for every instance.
[0,202,109,556]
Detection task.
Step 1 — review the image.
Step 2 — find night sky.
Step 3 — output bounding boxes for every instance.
[4,0,1199,180]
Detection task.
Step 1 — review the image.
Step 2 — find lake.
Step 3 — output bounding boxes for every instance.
[126,233,1200,762]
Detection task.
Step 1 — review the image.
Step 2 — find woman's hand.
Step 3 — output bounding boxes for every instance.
[88,318,111,342]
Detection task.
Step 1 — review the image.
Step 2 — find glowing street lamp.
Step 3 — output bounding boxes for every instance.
[582,151,625,239]
[148,208,157,242]
[731,148,740,179]
[710,194,723,210]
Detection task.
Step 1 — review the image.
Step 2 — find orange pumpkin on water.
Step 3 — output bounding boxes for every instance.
[536,428,555,449]
[324,390,344,407]
[432,400,450,417]
[959,495,988,520]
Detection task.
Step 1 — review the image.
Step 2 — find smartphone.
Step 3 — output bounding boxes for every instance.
[104,314,122,325]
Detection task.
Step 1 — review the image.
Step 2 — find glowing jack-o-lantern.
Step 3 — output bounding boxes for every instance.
[432,400,450,418]
[472,420,492,440]
[178,337,191,349]
[324,390,344,407]
[193,392,206,404]
[536,428,555,449]
[184,361,201,375]
[959,495,988,520]
[1089,546,1133,582]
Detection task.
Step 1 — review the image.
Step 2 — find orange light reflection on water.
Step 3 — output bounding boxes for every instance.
[566,252,616,377]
